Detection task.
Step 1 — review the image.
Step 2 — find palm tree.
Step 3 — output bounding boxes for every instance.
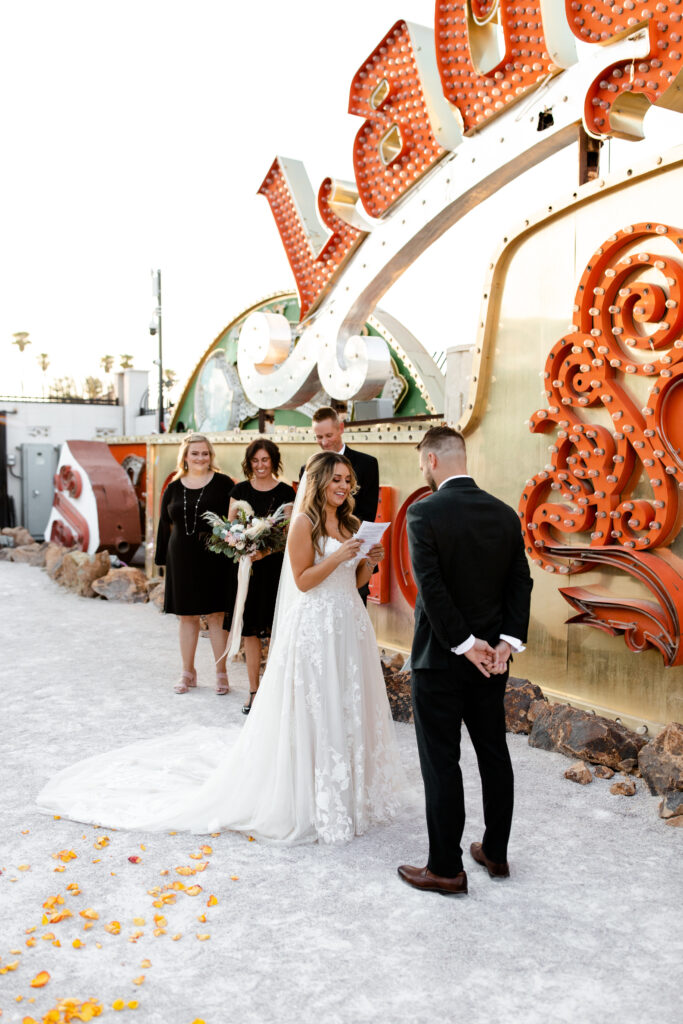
[120,354,134,369]
[100,355,115,374]
[36,352,49,372]
[49,377,79,400]
[12,331,31,352]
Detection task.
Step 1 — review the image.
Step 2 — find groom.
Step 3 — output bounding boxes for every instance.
[398,426,532,896]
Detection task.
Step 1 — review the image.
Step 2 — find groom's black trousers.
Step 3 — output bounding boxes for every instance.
[412,665,514,877]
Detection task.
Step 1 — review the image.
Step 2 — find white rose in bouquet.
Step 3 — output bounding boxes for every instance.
[245,517,269,540]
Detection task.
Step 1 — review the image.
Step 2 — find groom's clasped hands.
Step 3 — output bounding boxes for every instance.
[464,638,512,678]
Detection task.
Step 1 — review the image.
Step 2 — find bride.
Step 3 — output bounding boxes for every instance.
[37,451,408,844]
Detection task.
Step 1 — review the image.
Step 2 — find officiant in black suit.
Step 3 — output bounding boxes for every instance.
[300,406,380,603]
[398,425,533,897]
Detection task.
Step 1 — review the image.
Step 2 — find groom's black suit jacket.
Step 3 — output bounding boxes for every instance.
[299,445,380,523]
[407,477,532,672]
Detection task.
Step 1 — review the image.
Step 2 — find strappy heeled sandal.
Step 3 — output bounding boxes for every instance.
[215,672,230,696]
[242,691,257,715]
[174,670,197,694]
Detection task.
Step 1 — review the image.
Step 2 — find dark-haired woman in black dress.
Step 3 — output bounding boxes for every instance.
[224,438,295,714]
[155,433,235,695]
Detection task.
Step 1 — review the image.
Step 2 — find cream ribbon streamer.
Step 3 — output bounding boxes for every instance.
[226,554,252,660]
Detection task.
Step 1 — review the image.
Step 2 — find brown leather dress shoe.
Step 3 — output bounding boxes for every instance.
[397,864,468,896]
[469,841,510,878]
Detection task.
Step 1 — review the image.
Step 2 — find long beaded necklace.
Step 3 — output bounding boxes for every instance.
[182,481,208,536]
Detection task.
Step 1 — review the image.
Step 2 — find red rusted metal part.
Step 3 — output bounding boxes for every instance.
[519,223,683,665]
[67,440,141,556]
[392,486,431,608]
[50,491,89,550]
[564,0,683,138]
[550,544,683,666]
[368,485,394,605]
[55,464,83,499]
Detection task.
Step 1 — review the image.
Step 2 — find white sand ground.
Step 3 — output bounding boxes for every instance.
[0,561,681,1024]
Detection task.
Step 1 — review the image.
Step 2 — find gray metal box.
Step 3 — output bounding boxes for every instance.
[20,443,59,539]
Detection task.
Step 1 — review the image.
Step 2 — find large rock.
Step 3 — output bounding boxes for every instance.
[528,702,647,770]
[59,550,111,597]
[1,526,34,547]
[381,662,413,724]
[505,677,546,734]
[45,543,71,581]
[147,580,165,610]
[638,722,683,796]
[91,567,149,603]
[658,790,683,819]
[9,543,44,566]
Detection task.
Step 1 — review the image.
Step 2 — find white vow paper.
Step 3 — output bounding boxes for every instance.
[356,520,391,555]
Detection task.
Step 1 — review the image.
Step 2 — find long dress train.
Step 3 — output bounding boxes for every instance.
[36,538,408,844]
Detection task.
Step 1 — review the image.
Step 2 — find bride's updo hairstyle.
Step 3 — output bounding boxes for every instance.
[171,433,222,481]
[302,451,359,557]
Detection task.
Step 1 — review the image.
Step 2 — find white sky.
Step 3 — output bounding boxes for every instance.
[2,2,679,404]
[0,0,439,397]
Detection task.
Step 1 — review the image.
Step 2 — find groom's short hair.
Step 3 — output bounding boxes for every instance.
[416,425,466,457]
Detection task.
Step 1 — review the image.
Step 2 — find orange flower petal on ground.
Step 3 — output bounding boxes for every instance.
[200,845,213,855]
[230,875,239,881]
[41,932,55,940]
[128,856,141,864]
[25,937,37,947]
[159,869,169,876]
[153,914,167,926]
[171,934,182,941]
[140,959,151,968]
[132,917,145,926]
[93,837,110,850]
[43,895,65,909]
[18,864,30,871]
[207,895,218,906]
[79,908,99,920]
[104,921,121,935]
[132,976,145,985]
[189,852,203,860]
[175,866,195,876]
[197,914,207,923]
[153,928,166,936]
[185,885,202,896]
[66,883,81,893]
[72,938,84,948]
[194,862,208,872]
[127,1001,138,1009]
[196,934,210,941]
[25,926,36,934]
[29,971,50,988]
[112,1000,125,1011]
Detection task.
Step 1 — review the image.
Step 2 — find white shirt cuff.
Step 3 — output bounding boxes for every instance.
[452,635,475,655]
[500,634,525,653]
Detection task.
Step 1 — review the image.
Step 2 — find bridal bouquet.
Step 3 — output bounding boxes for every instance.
[203,500,290,565]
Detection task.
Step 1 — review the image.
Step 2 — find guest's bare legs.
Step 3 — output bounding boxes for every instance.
[206,612,229,677]
[244,635,261,694]
[178,615,200,673]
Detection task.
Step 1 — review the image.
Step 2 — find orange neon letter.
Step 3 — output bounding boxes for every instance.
[258,157,365,321]
[564,0,683,138]
[434,0,559,132]
[349,20,461,219]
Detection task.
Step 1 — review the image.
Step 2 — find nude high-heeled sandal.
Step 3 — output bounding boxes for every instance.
[174,670,197,694]
[215,672,230,695]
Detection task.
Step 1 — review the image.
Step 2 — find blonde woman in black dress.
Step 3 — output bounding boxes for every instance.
[155,434,235,695]
[224,439,295,714]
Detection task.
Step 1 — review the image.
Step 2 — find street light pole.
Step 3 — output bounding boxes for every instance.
[151,270,164,432]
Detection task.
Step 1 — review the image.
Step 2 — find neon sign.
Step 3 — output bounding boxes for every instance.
[240,3,683,411]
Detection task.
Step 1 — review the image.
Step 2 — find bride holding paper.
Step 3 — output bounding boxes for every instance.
[37,449,406,844]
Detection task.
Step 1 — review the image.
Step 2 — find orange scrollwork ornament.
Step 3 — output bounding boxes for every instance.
[519,222,683,665]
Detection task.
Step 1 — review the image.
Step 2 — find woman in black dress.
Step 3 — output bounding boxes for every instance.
[224,438,295,714]
[155,433,235,695]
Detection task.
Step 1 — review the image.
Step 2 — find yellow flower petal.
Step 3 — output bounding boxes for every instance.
[197,914,207,923]
[29,970,50,988]
[207,895,218,907]
[104,921,121,935]
[201,845,213,855]
[140,959,151,968]
[132,917,146,926]
[127,1001,139,1010]
[175,866,195,876]
[72,938,84,949]
[79,908,99,920]
[185,885,202,896]
[171,934,182,941]
[18,864,31,871]
[132,976,145,985]
[112,999,125,1011]
[196,933,210,941]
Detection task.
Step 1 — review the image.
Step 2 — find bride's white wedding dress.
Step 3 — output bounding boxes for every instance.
[37,535,408,844]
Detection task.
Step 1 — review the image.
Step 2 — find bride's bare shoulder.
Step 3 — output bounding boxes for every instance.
[290,511,314,529]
